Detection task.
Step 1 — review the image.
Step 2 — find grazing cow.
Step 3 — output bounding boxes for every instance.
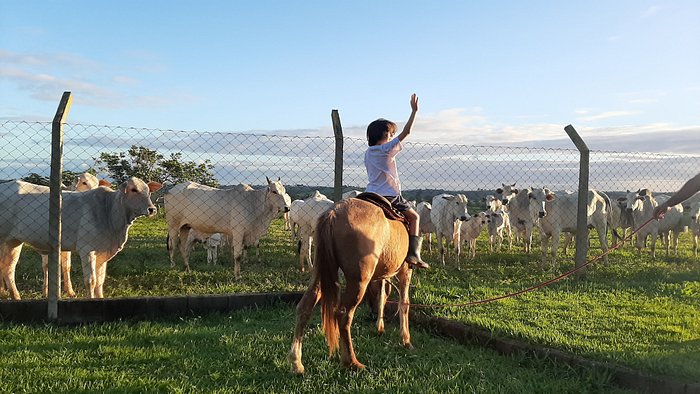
[486,210,512,252]
[496,183,536,253]
[430,193,470,266]
[0,177,161,299]
[40,173,113,297]
[529,188,610,267]
[626,189,684,258]
[184,229,223,265]
[416,201,435,253]
[288,191,334,272]
[165,177,291,277]
[687,202,700,257]
[459,211,489,259]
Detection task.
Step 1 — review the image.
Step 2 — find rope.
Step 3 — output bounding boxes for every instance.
[388,216,656,309]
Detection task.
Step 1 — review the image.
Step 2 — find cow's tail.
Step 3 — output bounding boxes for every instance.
[316,210,340,355]
[166,234,170,252]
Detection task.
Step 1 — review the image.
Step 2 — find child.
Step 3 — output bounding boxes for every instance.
[364,93,429,269]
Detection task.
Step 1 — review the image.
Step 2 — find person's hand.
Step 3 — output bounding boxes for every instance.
[410,93,419,113]
[652,204,668,220]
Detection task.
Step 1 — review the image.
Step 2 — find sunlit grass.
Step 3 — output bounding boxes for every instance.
[7,213,700,383]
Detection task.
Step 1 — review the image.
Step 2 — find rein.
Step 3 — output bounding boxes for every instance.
[387,216,656,309]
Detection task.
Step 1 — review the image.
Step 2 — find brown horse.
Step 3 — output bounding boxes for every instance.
[288,197,414,373]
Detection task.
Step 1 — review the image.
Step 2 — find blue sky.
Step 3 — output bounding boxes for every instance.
[2,1,699,153]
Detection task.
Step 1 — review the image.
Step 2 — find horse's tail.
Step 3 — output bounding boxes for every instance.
[316,210,340,355]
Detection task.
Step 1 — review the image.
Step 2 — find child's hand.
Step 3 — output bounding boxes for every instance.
[410,93,419,112]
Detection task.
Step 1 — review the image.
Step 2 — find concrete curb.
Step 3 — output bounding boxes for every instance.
[0,292,304,324]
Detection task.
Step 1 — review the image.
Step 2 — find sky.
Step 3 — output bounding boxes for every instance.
[1,1,700,154]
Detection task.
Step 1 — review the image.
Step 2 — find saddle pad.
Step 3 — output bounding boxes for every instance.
[354,192,409,231]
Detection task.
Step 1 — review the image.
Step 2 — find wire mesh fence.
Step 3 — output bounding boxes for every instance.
[1,120,699,300]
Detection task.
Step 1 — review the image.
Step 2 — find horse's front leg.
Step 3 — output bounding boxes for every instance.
[396,264,414,350]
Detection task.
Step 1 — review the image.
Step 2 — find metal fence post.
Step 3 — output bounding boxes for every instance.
[331,109,344,202]
[48,92,72,320]
[564,124,590,278]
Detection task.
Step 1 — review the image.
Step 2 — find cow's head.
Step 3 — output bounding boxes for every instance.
[528,187,554,219]
[442,193,470,221]
[266,176,292,214]
[120,177,162,222]
[496,183,518,205]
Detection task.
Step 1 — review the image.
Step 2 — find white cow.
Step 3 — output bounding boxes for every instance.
[0,177,161,299]
[626,189,684,258]
[164,177,291,278]
[496,183,536,253]
[528,188,610,267]
[687,202,700,257]
[459,211,489,259]
[39,173,113,298]
[430,193,470,266]
[599,192,634,247]
[484,195,503,212]
[288,191,334,272]
[416,201,435,253]
[341,190,362,200]
[486,210,512,252]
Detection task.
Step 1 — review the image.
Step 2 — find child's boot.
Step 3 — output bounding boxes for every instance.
[406,235,430,269]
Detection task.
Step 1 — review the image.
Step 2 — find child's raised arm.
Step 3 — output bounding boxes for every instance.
[397,93,419,142]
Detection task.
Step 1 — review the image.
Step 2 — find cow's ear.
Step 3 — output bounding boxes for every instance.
[546,193,556,201]
[442,194,455,201]
[98,179,112,188]
[148,182,163,193]
[495,188,503,194]
[512,189,518,194]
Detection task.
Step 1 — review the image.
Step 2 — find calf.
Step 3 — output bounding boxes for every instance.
[0,177,161,299]
[688,202,700,257]
[486,210,512,252]
[626,189,684,258]
[460,211,489,259]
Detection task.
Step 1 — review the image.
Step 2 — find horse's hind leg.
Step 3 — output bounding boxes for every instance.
[288,276,321,374]
[396,264,414,349]
[338,278,369,370]
[375,279,387,335]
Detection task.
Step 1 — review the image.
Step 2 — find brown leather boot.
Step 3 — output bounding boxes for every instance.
[406,235,430,269]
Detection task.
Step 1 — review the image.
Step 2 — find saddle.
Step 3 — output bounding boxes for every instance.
[354,192,409,232]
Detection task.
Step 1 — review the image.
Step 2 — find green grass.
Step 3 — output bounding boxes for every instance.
[0,307,630,393]
[5,213,700,385]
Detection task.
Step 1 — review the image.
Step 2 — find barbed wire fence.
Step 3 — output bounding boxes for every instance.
[1,116,699,301]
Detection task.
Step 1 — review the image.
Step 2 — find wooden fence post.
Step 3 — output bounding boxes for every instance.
[48,92,72,320]
[331,109,344,202]
[564,124,590,279]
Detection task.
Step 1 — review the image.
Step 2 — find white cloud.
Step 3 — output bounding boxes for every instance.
[576,110,639,122]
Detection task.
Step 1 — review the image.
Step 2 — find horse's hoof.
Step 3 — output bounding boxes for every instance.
[404,342,414,351]
[288,353,305,374]
[66,291,76,298]
[346,361,365,371]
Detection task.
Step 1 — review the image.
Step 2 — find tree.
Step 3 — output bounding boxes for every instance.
[21,170,87,187]
[95,145,217,186]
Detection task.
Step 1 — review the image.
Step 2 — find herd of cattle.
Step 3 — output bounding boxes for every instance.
[1,173,699,300]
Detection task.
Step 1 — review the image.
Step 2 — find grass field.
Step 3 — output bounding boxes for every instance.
[4,212,700,388]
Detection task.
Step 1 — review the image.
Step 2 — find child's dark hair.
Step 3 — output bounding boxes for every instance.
[366,118,397,146]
